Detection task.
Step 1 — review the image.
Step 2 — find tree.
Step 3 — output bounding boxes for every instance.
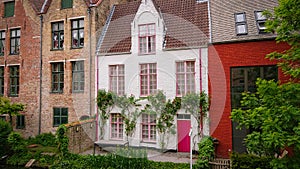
[231,79,300,156]
[0,97,25,126]
[181,92,209,138]
[265,0,300,80]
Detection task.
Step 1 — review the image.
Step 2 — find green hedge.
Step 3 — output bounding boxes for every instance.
[230,153,272,169]
[0,120,12,157]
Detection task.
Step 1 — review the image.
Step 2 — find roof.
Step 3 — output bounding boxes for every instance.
[29,0,51,14]
[98,0,209,54]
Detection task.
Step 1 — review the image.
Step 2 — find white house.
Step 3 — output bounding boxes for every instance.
[96,0,209,152]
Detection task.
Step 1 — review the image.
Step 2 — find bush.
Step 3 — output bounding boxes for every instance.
[0,120,12,156]
[194,136,214,169]
[7,132,27,153]
[230,152,272,169]
[28,132,56,147]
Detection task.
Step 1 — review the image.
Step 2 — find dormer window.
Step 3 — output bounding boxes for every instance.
[234,12,247,35]
[139,24,155,55]
[255,11,267,34]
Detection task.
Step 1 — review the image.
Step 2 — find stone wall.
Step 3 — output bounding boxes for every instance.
[66,120,96,154]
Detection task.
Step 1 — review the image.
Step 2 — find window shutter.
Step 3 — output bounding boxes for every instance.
[61,0,73,9]
[4,1,15,17]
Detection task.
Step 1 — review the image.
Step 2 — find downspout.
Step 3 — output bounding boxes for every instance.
[38,14,43,135]
[199,48,203,137]
[208,0,212,43]
[88,7,92,117]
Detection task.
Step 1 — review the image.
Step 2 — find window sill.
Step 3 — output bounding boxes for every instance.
[70,46,84,50]
[72,91,84,94]
[50,48,64,51]
[50,91,64,94]
[16,127,25,130]
[141,140,156,144]
[9,53,20,56]
[138,52,156,56]
[3,15,15,18]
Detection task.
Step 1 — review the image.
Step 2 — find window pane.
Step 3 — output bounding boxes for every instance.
[255,11,266,20]
[235,13,245,22]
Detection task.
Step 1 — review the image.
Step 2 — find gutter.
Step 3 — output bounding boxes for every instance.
[88,8,92,118]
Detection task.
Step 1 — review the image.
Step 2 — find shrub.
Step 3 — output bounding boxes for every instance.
[194,136,214,169]
[0,120,12,156]
[230,152,272,169]
[7,132,27,153]
[28,132,56,147]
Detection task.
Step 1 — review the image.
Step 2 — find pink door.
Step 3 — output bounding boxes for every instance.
[177,114,191,152]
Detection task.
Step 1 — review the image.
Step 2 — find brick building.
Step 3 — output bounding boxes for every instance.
[0,0,42,136]
[208,0,290,158]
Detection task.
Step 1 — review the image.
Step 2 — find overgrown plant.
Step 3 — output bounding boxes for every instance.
[144,91,181,151]
[0,97,25,126]
[7,132,27,153]
[115,95,142,141]
[56,125,69,157]
[194,136,214,169]
[0,120,12,156]
[96,89,115,139]
[181,92,209,138]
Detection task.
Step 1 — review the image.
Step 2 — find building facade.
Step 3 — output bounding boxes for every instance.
[208,0,290,158]
[96,0,209,152]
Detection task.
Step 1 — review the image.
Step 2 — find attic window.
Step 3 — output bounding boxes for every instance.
[61,0,73,9]
[4,1,15,17]
[255,11,267,34]
[234,13,247,35]
[139,24,156,55]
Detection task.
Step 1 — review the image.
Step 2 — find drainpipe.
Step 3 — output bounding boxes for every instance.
[208,0,212,43]
[88,7,92,117]
[38,14,43,135]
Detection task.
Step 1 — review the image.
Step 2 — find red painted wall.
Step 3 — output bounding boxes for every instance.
[208,40,290,158]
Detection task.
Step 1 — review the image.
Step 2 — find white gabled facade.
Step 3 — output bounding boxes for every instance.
[96,0,209,151]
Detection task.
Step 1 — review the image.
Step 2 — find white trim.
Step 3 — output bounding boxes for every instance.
[41,0,50,13]
[68,59,85,62]
[48,60,65,63]
[50,19,64,23]
[68,16,86,20]
[8,26,21,30]
[7,64,20,66]
[0,29,6,31]
[0,65,5,67]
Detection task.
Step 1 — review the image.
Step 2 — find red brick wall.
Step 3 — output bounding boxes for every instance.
[208,40,290,158]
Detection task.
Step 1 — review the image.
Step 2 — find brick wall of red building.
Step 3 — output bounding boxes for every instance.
[208,40,290,158]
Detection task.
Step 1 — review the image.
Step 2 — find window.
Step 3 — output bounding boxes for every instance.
[176,61,195,96]
[231,66,277,153]
[0,31,5,56]
[255,11,267,33]
[61,0,73,9]
[139,24,155,54]
[52,22,64,50]
[9,66,19,97]
[234,13,247,35]
[110,113,123,139]
[142,114,156,142]
[71,19,84,48]
[10,29,20,55]
[140,63,157,96]
[53,108,68,127]
[72,61,84,92]
[109,65,124,95]
[51,62,64,93]
[16,115,25,129]
[4,1,15,17]
[0,67,4,96]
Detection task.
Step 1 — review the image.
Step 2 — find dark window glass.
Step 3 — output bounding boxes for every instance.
[72,61,84,92]
[61,0,73,9]
[0,67,4,96]
[16,115,25,129]
[51,62,64,93]
[231,65,278,153]
[71,19,84,48]
[9,66,19,97]
[10,29,20,55]
[0,31,5,56]
[4,1,15,17]
[52,22,64,50]
[53,108,68,127]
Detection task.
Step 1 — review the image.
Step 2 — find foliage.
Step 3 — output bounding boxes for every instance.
[7,132,27,153]
[96,89,115,139]
[270,154,300,169]
[231,79,300,157]
[144,90,181,150]
[114,95,142,139]
[28,132,56,147]
[56,125,69,157]
[181,92,209,135]
[0,97,25,126]
[114,146,147,159]
[194,136,214,169]
[264,0,300,79]
[230,152,272,169]
[0,120,12,156]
